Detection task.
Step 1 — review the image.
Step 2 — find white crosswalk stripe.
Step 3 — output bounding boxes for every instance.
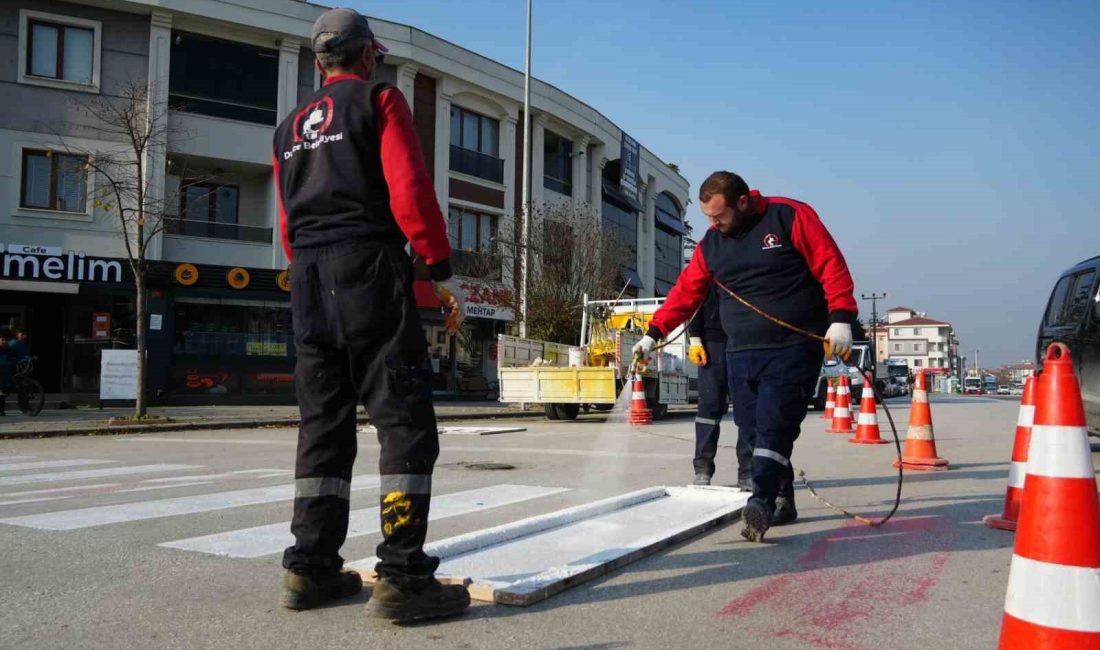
[0,456,37,465]
[0,459,115,473]
[160,484,570,558]
[0,464,201,488]
[0,474,380,531]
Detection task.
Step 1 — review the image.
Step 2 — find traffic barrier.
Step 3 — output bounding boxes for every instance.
[827,375,854,434]
[850,374,888,444]
[892,371,949,470]
[983,375,1038,531]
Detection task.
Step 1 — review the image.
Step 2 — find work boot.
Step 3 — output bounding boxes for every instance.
[280,569,363,610]
[737,474,753,492]
[772,496,798,526]
[366,576,471,624]
[740,498,771,543]
[693,472,712,486]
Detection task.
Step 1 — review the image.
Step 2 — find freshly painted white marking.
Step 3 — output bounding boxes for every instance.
[161,484,570,558]
[0,464,200,488]
[117,481,215,493]
[0,496,73,507]
[117,437,297,446]
[0,474,379,530]
[1004,554,1100,632]
[140,469,291,484]
[0,456,36,465]
[0,459,114,474]
[0,483,121,498]
[1026,425,1095,478]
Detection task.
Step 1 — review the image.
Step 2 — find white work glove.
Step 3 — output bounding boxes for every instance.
[824,322,853,362]
[433,278,465,335]
[632,335,657,361]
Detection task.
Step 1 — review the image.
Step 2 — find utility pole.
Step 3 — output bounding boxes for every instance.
[518,0,533,339]
[861,292,886,376]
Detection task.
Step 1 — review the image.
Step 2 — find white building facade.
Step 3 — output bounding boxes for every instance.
[884,307,958,377]
[0,0,689,399]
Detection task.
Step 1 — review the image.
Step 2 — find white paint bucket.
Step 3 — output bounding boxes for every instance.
[568,347,585,367]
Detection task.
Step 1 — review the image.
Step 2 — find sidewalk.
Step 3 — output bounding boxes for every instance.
[0,402,544,439]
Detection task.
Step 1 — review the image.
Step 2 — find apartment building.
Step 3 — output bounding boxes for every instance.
[884,306,959,377]
[0,0,689,400]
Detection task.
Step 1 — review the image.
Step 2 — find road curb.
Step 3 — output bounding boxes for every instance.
[0,410,548,440]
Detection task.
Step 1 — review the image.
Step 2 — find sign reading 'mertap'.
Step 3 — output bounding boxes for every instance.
[0,243,124,283]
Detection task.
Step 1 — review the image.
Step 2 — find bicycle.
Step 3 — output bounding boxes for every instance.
[11,356,44,417]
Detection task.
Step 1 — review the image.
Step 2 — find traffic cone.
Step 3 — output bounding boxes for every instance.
[983,375,1038,531]
[850,374,888,444]
[893,371,949,470]
[827,375,854,434]
[626,374,652,425]
[821,379,836,420]
[997,343,1100,649]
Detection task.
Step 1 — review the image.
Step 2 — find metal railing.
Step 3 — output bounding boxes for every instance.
[449,145,505,183]
[164,218,273,244]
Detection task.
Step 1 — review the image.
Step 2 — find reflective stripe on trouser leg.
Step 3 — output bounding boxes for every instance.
[295,476,352,499]
[753,448,790,466]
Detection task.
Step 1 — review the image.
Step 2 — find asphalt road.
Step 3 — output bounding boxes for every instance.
[1,396,1096,649]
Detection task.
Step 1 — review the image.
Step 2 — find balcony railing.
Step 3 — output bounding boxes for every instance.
[164,218,273,244]
[449,145,504,183]
[452,249,503,281]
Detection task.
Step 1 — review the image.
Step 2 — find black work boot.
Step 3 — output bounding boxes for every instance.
[281,569,363,610]
[740,498,772,543]
[366,576,471,623]
[736,474,753,492]
[693,472,712,486]
[772,496,798,525]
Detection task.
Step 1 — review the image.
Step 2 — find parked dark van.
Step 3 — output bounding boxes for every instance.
[1036,255,1100,436]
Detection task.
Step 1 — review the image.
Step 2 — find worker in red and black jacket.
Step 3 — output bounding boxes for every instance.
[272,8,469,622]
[634,172,857,542]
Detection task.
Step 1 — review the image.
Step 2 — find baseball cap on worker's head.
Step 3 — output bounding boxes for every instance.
[311,7,389,54]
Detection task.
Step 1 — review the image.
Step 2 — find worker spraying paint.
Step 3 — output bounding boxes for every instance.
[633,172,858,542]
[272,8,470,622]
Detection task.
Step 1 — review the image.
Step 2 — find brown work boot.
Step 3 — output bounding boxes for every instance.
[366,576,470,623]
[281,569,362,610]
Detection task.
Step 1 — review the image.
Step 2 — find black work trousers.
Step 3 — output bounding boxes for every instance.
[726,341,823,507]
[693,339,751,480]
[282,239,441,581]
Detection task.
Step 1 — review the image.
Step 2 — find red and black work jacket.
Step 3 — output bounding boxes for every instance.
[272,74,452,280]
[649,190,857,351]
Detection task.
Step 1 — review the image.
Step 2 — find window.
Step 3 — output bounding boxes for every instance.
[914,328,922,335]
[170,31,278,125]
[1045,275,1075,327]
[654,194,684,293]
[894,343,901,352]
[20,149,88,213]
[914,359,922,368]
[449,106,503,183]
[167,182,253,241]
[893,328,900,336]
[602,194,638,272]
[543,130,573,195]
[1063,271,1096,326]
[20,11,100,90]
[447,207,496,254]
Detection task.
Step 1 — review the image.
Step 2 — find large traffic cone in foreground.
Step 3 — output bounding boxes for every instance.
[893,371,949,470]
[850,374,888,444]
[821,379,836,420]
[626,374,652,425]
[983,375,1038,531]
[998,343,1100,649]
[827,375,854,434]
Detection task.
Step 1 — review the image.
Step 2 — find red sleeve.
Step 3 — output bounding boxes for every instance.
[271,153,293,262]
[648,242,713,338]
[787,200,858,320]
[375,87,453,274]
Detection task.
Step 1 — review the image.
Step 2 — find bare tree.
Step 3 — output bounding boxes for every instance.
[55,81,191,417]
[463,201,628,345]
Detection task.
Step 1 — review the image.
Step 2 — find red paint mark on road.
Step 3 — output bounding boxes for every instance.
[719,516,954,649]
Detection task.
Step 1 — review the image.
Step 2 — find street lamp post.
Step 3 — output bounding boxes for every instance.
[861,292,886,378]
[518,0,533,339]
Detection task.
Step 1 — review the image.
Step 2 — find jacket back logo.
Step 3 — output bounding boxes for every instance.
[293,97,334,143]
[762,233,783,250]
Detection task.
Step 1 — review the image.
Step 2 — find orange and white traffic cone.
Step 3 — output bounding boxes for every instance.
[827,375,854,434]
[997,343,1100,649]
[983,375,1038,531]
[892,371,949,470]
[821,379,836,420]
[626,374,652,425]
[850,374,888,444]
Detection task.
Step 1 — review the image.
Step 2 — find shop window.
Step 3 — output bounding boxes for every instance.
[174,298,293,358]
[20,149,88,213]
[170,30,278,125]
[20,11,100,90]
[543,130,572,195]
[449,106,503,182]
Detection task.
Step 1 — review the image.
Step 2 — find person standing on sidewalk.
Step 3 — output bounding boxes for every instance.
[687,287,751,490]
[635,171,856,542]
[273,8,470,622]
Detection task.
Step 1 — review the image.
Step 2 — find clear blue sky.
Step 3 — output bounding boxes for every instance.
[358,0,1100,367]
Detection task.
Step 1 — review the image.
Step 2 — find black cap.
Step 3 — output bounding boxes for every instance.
[311,8,388,54]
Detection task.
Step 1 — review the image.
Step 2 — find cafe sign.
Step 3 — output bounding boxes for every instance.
[0,243,124,283]
[459,280,514,322]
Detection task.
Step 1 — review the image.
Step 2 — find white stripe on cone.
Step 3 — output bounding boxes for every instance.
[857,413,877,425]
[1003,554,1100,632]
[1026,425,1095,479]
[912,390,928,402]
[1007,461,1027,489]
[632,392,646,401]
[906,425,934,440]
[1017,404,1036,427]
[833,408,850,418]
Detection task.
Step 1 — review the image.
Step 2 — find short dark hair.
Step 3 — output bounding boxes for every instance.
[315,37,369,72]
[699,171,749,206]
